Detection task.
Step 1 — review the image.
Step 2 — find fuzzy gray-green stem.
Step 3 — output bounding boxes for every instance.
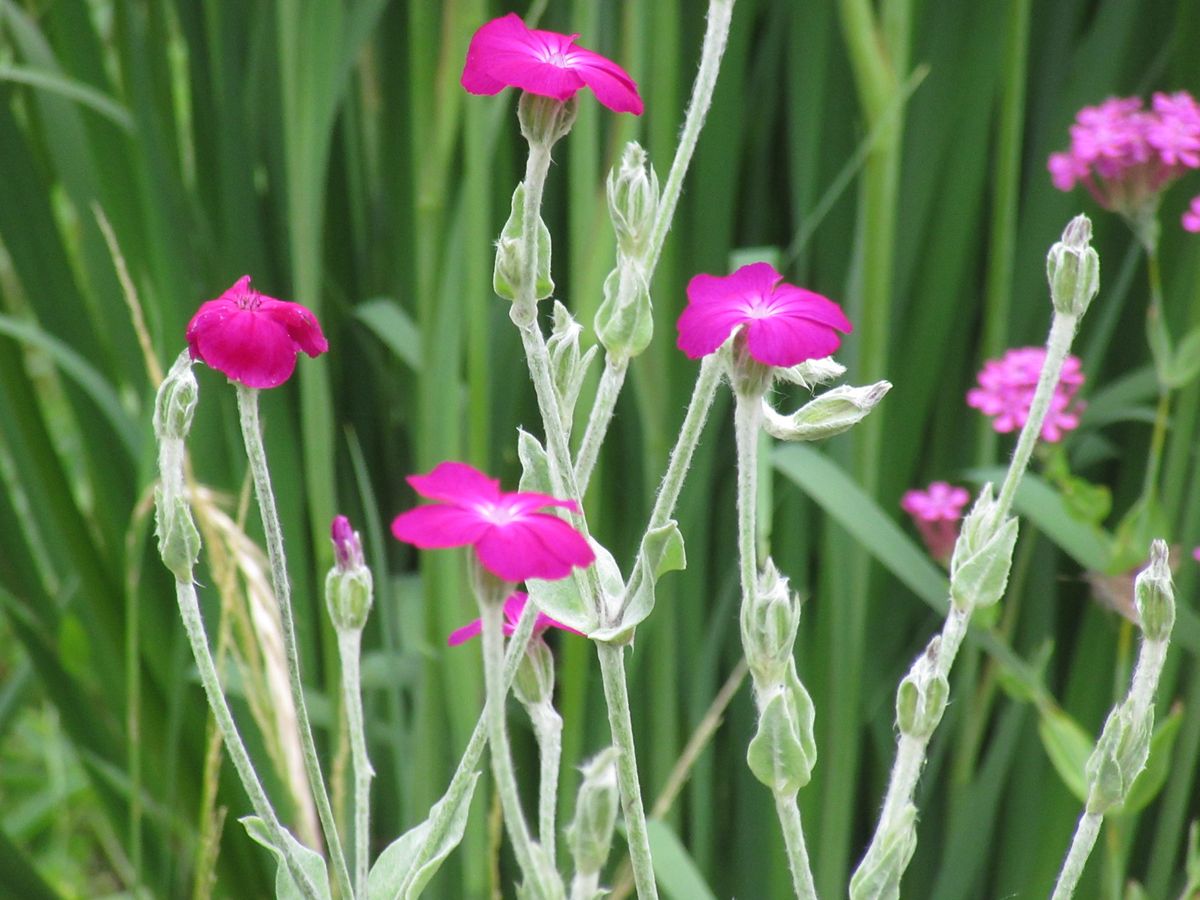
[597,642,659,900]
[236,385,353,900]
[734,392,818,900]
[529,701,564,862]
[337,628,372,897]
[574,355,628,493]
[1051,812,1102,900]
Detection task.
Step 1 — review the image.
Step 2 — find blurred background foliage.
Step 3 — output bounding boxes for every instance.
[0,0,1199,897]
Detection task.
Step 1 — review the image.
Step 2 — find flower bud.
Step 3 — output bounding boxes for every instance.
[848,803,918,900]
[518,92,579,148]
[154,489,201,582]
[1085,699,1152,815]
[607,142,659,258]
[1134,539,1175,642]
[513,635,556,708]
[547,301,598,433]
[1047,214,1100,318]
[949,484,1019,610]
[493,183,554,304]
[741,559,801,685]
[746,660,817,794]
[325,515,373,631]
[895,638,949,739]
[761,381,891,442]
[153,352,199,441]
[566,747,621,878]
[594,264,653,361]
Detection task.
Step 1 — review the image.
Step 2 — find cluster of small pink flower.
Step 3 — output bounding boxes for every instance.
[901,483,971,565]
[967,347,1085,443]
[1048,92,1200,231]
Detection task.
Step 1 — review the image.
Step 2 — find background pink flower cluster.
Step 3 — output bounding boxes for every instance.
[967,347,1085,443]
[1048,92,1200,229]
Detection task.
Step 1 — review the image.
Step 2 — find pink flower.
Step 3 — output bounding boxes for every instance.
[186,276,328,389]
[675,262,852,367]
[1048,92,1200,222]
[391,461,595,583]
[461,13,643,115]
[901,482,970,565]
[966,347,1085,442]
[447,591,582,646]
[1183,196,1200,232]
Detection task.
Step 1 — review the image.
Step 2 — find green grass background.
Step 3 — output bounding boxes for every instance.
[1,0,1199,897]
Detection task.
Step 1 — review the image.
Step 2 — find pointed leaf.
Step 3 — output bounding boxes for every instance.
[241,816,332,900]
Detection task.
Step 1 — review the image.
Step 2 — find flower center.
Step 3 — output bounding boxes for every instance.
[476,501,520,526]
[742,294,777,319]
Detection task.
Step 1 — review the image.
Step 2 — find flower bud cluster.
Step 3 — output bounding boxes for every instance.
[1046,214,1100,318]
[594,142,659,362]
[743,559,817,795]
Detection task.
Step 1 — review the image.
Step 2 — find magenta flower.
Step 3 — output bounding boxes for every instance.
[675,262,852,367]
[391,461,594,583]
[966,347,1085,443]
[1183,196,1200,232]
[1048,92,1200,222]
[186,276,328,389]
[461,13,643,115]
[447,591,582,646]
[901,482,971,565]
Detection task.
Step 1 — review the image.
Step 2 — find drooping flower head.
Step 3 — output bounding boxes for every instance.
[901,482,971,565]
[461,13,643,115]
[966,347,1085,442]
[675,262,852,368]
[1048,92,1200,227]
[186,276,328,389]
[392,461,594,583]
[447,591,581,646]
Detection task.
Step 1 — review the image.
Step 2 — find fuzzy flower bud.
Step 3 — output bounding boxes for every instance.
[895,638,950,739]
[1135,539,1175,642]
[493,183,554,305]
[949,484,1019,610]
[594,264,653,361]
[325,515,373,632]
[567,747,621,879]
[518,91,579,148]
[761,381,891,442]
[153,353,199,441]
[607,142,659,258]
[513,635,556,708]
[1047,214,1100,318]
[155,490,201,582]
[1085,698,1152,815]
[741,559,801,685]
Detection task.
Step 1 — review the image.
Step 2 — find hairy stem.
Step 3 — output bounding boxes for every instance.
[337,628,373,897]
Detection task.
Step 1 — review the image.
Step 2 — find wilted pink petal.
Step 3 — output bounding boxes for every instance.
[392,461,594,583]
[676,262,851,367]
[461,13,642,115]
[186,276,327,389]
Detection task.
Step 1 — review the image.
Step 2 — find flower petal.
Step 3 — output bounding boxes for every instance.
[506,491,581,516]
[461,13,585,101]
[685,263,780,308]
[407,461,501,505]
[675,301,746,359]
[190,307,299,388]
[391,505,490,549]
[261,298,329,357]
[743,315,844,367]
[771,285,853,333]
[474,515,594,582]
[447,618,484,646]
[569,46,643,114]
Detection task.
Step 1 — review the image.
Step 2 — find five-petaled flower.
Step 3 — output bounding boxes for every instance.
[966,347,1085,443]
[186,276,328,389]
[447,591,581,646]
[461,13,643,115]
[392,461,594,583]
[901,482,971,565]
[675,262,852,367]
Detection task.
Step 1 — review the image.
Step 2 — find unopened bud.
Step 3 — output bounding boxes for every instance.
[154,352,198,441]
[1085,699,1151,815]
[567,747,621,877]
[741,559,800,685]
[325,515,373,631]
[547,302,598,433]
[595,265,653,361]
[848,803,918,900]
[746,660,817,794]
[761,381,891,442]
[518,92,579,148]
[1134,539,1174,642]
[513,635,556,708]
[895,638,949,739]
[949,484,1019,610]
[1047,214,1100,318]
[607,142,659,258]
